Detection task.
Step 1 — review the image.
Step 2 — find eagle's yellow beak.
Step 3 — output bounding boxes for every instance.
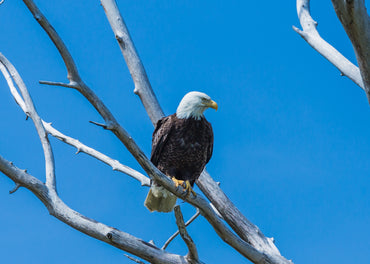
[208,100,218,111]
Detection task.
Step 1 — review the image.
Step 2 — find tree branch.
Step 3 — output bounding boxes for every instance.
[20,1,273,262]
[293,0,365,90]
[162,208,201,250]
[100,1,291,263]
[100,0,164,124]
[0,53,150,187]
[43,122,151,186]
[174,206,199,264]
[0,155,189,264]
[0,53,57,191]
[331,0,370,102]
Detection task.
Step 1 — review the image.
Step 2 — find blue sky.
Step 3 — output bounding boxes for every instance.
[1,1,370,263]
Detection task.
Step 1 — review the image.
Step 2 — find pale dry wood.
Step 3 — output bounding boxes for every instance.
[0,155,189,264]
[173,206,199,264]
[0,55,150,187]
[101,1,291,263]
[43,122,151,187]
[293,0,364,90]
[162,209,201,250]
[0,53,56,191]
[100,0,164,125]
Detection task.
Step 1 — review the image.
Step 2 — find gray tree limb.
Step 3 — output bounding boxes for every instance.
[43,122,151,187]
[101,1,291,263]
[0,155,189,264]
[293,0,365,90]
[0,53,56,191]
[0,53,150,187]
[331,0,370,102]
[162,209,201,250]
[174,206,199,264]
[101,0,164,124]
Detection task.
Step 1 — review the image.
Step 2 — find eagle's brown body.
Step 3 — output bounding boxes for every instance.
[144,114,213,212]
[151,114,213,186]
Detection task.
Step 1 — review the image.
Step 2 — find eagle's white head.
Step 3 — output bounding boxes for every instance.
[176,91,218,120]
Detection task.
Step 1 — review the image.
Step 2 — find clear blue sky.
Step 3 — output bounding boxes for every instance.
[1,1,370,263]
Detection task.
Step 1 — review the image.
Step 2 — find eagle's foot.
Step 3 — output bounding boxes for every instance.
[171,177,185,188]
[183,180,197,198]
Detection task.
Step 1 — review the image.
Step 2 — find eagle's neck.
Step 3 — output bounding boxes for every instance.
[176,104,206,120]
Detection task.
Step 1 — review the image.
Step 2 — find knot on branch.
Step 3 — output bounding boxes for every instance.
[106,232,113,239]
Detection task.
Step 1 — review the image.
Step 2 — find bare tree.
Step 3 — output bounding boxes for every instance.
[0,1,290,263]
[2,0,368,263]
[293,0,370,102]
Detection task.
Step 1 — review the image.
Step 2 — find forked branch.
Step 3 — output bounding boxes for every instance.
[174,206,199,264]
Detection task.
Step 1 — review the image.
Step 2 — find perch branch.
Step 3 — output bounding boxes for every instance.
[174,206,199,263]
[293,0,365,90]
[0,53,57,191]
[330,0,370,102]
[101,1,290,263]
[162,208,201,250]
[22,1,271,262]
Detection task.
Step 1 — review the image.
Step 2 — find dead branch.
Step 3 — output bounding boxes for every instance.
[174,206,199,264]
[162,209,201,250]
[100,1,291,263]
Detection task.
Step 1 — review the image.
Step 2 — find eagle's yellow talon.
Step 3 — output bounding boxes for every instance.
[172,177,184,188]
[183,180,197,198]
[171,178,196,198]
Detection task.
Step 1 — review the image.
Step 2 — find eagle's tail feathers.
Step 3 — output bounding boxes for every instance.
[144,185,177,213]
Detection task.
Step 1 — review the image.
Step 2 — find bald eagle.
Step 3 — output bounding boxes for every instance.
[144,91,217,212]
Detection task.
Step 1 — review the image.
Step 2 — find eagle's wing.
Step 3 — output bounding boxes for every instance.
[205,120,214,164]
[150,115,174,166]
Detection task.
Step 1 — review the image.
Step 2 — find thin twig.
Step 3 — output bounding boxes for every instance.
[174,206,199,263]
[162,209,200,250]
[124,254,146,264]
[9,183,22,194]
[89,120,109,129]
[39,80,77,89]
